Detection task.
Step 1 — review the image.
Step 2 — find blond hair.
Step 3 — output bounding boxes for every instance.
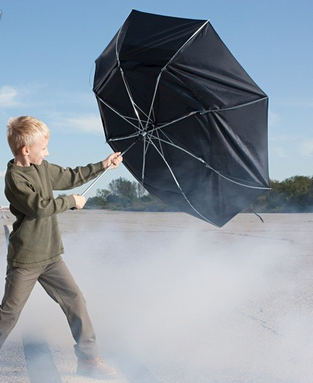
[7,116,50,155]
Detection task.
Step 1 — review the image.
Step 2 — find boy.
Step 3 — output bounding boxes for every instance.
[0,116,122,378]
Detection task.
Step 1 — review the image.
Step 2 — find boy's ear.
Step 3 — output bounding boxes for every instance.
[21,146,30,156]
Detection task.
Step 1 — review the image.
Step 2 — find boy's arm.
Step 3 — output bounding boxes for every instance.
[49,153,122,191]
[49,161,105,191]
[6,178,77,219]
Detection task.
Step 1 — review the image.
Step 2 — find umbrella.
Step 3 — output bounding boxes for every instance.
[93,10,270,227]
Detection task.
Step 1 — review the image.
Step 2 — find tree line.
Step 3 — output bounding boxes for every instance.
[85,177,176,212]
[83,175,313,213]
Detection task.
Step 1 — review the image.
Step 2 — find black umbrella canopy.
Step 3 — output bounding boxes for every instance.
[93,10,269,227]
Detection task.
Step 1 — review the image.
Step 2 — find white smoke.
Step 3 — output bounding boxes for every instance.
[2,211,313,382]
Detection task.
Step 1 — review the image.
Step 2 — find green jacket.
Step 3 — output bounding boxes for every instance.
[5,159,104,268]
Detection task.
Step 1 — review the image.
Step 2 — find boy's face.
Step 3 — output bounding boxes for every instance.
[26,135,49,165]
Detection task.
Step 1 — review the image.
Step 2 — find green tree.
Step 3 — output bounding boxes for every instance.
[246,176,313,213]
[279,175,313,212]
[85,188,110,208]
[96,188,110,200]
[108,177,137,200]
[86,175,313,213]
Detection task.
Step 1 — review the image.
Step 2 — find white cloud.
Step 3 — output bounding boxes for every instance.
[0,171,6,178]
[0,86,19,108]
[52,113,103,135]
[0,84,42,109]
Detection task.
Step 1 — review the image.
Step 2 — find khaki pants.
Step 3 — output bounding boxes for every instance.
[0,259,99,359]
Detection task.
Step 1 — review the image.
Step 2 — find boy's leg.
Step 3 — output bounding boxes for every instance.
[38,259,99,360]
[0,265,39,348]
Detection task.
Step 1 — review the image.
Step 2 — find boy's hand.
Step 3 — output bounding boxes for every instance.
[73,194,86,210]
[103,152,123,169]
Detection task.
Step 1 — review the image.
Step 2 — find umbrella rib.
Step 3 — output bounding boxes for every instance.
[149,97,268,135]
[142,137,147,181]
[98,90,266,138]
[141,133,156,182]
[139,97,268,140]
[148,133,269,190]
[146,136,215,225]
[97,94,267,190]
[96,96,154,143]
[152,111,198,132]
[207,96,268,113]
[96,96,142,131]
[164,20,209,69]
[119,68,147,131]
[146,20,209,131]
[97,95,267,190]
[115,26,154,132]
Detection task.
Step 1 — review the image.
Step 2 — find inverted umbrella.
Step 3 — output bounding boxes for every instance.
[93,10,270,227]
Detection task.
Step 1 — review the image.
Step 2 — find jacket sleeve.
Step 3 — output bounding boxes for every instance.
[48,161,105,191]
[5,174,76,219]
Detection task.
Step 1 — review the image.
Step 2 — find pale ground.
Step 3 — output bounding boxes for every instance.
[0,210,313,383]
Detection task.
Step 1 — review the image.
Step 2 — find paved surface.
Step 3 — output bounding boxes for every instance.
[1,211,313,382]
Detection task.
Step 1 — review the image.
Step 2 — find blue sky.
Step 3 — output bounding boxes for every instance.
[1,0,312,205]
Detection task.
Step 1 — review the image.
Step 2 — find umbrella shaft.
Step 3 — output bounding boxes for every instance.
[81,143,136,197]
[81,164,113,196]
